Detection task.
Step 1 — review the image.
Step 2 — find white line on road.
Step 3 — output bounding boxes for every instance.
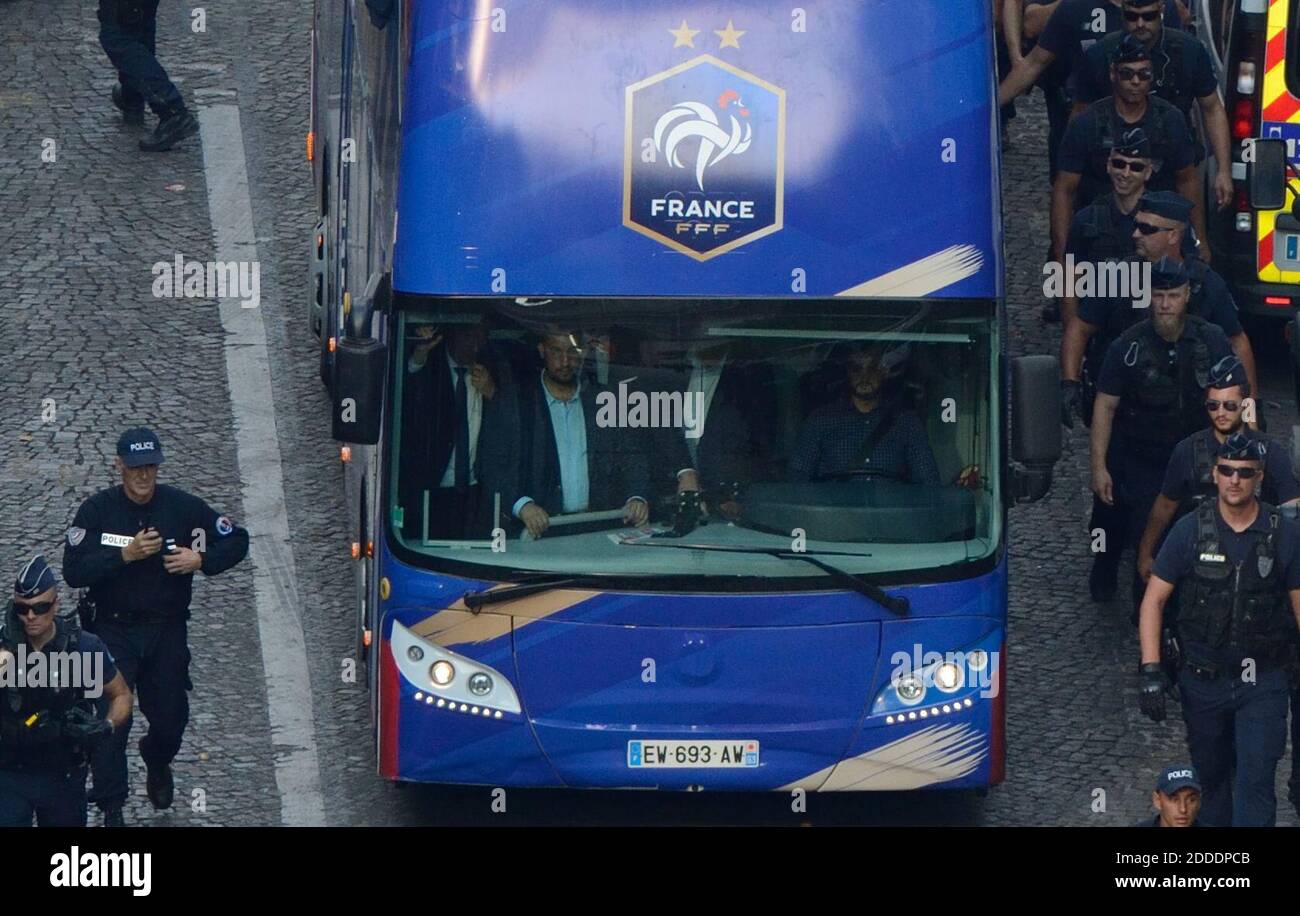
[198,104,327,826]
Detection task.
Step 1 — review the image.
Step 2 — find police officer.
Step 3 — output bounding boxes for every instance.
[1059,127,1153,398]
[98,0,199,151]
[1134,763,1202,826]
[63,427,249,826]
[1090,258,1231,609]
[1130,191,1258,399]
[0,557,131,827]
[1073,0,1233,219]
[1137,357,1300,583]
[1052,35,1201,268]
[1138,434,1300,826]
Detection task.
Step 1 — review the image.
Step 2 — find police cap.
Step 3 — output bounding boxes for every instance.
[1219,432,1266,462]
[1149,256,1189,290]
[1138,191,1194,225]
[1155,764,1201,795]
[116,426,164,467]
[1206,355,1246,392]
[1111,127,1152,159]
[1112,33,1153,66]
[13,555,57,598]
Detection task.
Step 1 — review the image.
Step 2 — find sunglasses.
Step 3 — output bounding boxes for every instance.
[10,599,55,617]
[1116,66,1154,82]
[1205,399,1241,412]
[1109,157,1149,172]
[1216,465,1259,479]
[1134,220,1173,235]
[1123,10,1162,22]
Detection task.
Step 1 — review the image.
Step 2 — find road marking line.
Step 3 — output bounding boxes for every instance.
[198,104,327,826]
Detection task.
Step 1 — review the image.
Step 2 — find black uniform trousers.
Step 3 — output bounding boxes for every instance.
[97,0,184,116]
[0,766,88,827]
[89,619,190,810]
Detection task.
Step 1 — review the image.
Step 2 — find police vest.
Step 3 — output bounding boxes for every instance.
[1089,96,1176,168]
[0,623,88,774]
[1075,195,1135,263]
[1185,258,1213,321]
[1180,500,1296,666]
[1116,316,1213,459]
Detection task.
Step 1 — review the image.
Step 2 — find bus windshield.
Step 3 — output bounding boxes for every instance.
[387,297,1000,583]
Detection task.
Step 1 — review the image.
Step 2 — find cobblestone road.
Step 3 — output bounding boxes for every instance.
[0,0,1294,826]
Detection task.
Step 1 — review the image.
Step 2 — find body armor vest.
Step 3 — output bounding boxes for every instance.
[1117,316,1213,461]
[0,621,87,774]
[1181,500,1296,667]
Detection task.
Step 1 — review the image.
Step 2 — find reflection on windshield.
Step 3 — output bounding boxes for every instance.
[390,299,997,577]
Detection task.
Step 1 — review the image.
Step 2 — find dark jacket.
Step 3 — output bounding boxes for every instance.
[488,374,651,523]
[63,484,249,623]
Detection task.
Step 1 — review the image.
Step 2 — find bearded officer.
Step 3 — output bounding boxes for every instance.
[63,427,249,826]
[1138,434,1300,826]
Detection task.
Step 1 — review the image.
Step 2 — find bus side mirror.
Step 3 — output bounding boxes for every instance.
[333,337,387,444]
[1010,355,1061,503]
[1248,138,1288,212]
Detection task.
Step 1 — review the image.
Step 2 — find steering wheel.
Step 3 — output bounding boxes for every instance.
[815,468,899,482]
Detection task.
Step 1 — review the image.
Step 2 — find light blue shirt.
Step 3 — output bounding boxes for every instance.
[514,372,589,516]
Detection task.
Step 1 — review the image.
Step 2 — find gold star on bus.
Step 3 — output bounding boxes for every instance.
[668,20,700,48]
[714,20,746,50]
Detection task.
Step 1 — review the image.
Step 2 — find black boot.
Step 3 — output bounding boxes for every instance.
[102,805,125,827]
[111,86,145,126]
[139,108,199,152]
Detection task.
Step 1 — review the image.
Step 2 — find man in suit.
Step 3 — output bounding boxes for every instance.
[497,330,652,539]
[398,318,513,540]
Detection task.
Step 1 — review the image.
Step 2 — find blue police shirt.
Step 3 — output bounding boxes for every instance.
[1153,503,1300,588]
[1161,429,1300,506]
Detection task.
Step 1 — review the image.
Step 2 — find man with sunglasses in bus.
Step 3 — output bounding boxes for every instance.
[1052,36,1202,280]
[1138,434,1300,826]
[1137,356,1300,591]
[0,556,131,827]
[1091,258,1231,613]
[1073,0,1232,231]
[1128,191,1258,399]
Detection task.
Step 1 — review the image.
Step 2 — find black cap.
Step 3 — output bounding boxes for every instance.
[1219,432,1266,461]
[1206,355,1246,391]
[1112,127,1152,159]
[1149,256,1189,290]
[116,426,164,467]
[1113,32,1153,65]
[1139,191,1194,224]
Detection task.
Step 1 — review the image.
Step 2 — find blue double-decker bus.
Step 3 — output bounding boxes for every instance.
[312,0,1061,792]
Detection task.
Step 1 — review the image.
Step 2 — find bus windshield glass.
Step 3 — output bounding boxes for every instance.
[388,297,1000,583]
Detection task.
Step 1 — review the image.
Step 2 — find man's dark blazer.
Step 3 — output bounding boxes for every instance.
[487,373,651,524]
[397,341,513,537]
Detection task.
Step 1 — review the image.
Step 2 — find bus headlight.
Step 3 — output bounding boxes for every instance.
[430,660,455,686]
[468,673,493,696]
[935,662,963,693]
[895,673,925,705]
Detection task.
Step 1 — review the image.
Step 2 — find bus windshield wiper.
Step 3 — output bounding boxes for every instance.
[617,541,909,616]
[461,574,583,612]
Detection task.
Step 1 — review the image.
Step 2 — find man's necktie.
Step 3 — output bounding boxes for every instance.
[454,366,470,489]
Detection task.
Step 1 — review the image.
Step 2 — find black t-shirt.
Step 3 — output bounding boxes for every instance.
[1161,429,1300,506]
[1073,27,1217,115]
[1058,95,1196,207]
[1065,195,1138,261]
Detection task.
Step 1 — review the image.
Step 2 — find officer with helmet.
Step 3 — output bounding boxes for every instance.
[0,556,131,827]
[1138,434,1300,826]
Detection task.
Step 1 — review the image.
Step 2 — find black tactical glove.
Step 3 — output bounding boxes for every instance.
[62,706,113,750]
[1060,379,1081,429]
[1139,662,1168,722]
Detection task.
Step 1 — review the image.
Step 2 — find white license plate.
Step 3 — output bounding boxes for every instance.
[627,739,759,768]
